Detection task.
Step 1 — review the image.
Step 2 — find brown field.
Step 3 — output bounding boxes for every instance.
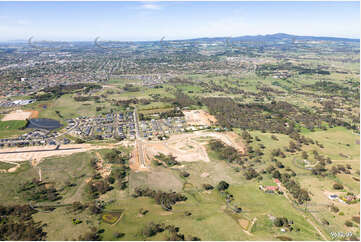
[183,109,217,126]
[1,109,32,121]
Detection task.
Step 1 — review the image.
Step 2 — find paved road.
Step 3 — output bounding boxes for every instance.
[133,108,147,168]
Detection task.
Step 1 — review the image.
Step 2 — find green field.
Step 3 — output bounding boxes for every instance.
[96,145,325,241]
[0,120,28,138]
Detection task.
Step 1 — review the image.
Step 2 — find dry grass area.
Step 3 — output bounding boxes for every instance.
[183,109,217,126]
[1,109,33,121]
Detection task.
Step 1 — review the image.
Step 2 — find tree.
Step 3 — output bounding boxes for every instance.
[333,183,344,190]
[202,184,214,190]
[272,170,281,179]
[266,165,275,173]
[244,168,259,180]
[107,176,115,184]
[274,217,288,227]
[217,181,229,191]
[297,189,310,204]
[276,161,284,168]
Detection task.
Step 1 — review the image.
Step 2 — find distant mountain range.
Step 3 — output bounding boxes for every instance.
[1,33,359,44]
[189,33,360,43]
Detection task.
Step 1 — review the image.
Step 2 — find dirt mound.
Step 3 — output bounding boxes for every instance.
[30,110,39,118]
[183,110,217,126]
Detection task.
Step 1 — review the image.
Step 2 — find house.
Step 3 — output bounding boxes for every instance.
[340,194,358,204]
[264,186,279,193]
[274,179,280,184]
[259,185,279,193]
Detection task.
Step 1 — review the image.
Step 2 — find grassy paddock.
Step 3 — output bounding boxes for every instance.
[0,120,28,138]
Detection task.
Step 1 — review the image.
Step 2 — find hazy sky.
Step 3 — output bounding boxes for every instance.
[0,1,359,41]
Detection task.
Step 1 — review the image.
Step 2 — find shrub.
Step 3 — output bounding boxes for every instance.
[202,184,214,190]
[352,216,360,224]
[276,161,284,168]
[333,183,344,190]
[142,223,164,237]
[180,171,190,178]
[276,236,293,241]
[321,218,329,225]
[345,220,353,227]
[274,217,288,227]
[139,208,149,215]
[330,205,339,213]
[107,176,115,184]
[216,181,229,191]
[114,232,125,238]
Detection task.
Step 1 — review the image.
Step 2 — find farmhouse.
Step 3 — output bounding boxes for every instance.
[259,185,280,193]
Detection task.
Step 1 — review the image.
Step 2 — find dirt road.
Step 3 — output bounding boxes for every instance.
[0,143,126,163]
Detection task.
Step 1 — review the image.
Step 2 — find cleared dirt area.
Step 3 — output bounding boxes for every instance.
[95,152,112,178]
[130,130,245,171]
[183,109,217,126]
[144,133,210,163]
[30,110,39,118]
[238,218,250,230]
[1,109,32,121]
[0,144,113,163]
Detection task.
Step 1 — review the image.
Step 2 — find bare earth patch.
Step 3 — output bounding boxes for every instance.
[183,110,217,126]
[200,172,209,178]
[129,131,245,171]
[95,152,111,178]
[1,109,32,121]
[0,144,112,163]
[238,218,250,230]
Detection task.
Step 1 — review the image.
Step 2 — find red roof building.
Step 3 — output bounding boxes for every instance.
[265,186,279,191]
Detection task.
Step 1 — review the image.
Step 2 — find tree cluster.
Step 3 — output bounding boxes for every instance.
[17,178,61,202]
[133,187,187,211]
[0,205,47,240]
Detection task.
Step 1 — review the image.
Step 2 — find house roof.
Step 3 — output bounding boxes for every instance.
[265,186,279,191]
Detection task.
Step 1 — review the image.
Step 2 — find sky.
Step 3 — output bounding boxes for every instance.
[0,1,359,41]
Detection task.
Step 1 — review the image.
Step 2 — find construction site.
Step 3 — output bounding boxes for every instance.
[129,110,245,172]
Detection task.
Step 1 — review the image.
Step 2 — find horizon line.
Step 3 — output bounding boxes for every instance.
[1,32,360,43]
